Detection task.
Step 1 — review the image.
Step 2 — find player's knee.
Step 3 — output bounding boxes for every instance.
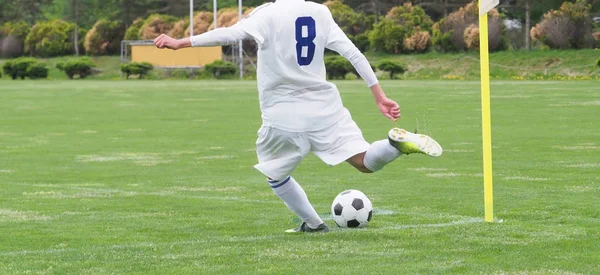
[355,163,373,174]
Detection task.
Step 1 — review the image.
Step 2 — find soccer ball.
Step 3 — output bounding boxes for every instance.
[331,189,373,228]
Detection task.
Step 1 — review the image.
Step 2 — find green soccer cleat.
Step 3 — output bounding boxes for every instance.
[285,222,330,233]
[388,128,443,157]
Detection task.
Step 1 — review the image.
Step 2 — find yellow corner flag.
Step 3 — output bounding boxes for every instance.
[478,0,498,223]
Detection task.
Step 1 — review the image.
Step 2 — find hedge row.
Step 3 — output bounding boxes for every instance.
[1,57,48,79]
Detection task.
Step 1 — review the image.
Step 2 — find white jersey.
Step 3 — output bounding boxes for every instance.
[237,0,363,132]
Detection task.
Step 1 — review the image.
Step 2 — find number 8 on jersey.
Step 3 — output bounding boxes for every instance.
[295,17,316,66]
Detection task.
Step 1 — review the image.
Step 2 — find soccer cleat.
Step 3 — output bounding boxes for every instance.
[388,128,443,157]
[285,222,330,233]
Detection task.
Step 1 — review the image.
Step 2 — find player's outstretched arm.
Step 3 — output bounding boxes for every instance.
[154,26,250,50]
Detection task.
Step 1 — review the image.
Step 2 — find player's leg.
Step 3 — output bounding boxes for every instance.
[267,176,327,232]
[253,126,326,232]
[310,112,442,173]
[349,128,443,172]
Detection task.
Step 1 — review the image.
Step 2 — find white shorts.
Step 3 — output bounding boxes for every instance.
[254,112,370,180]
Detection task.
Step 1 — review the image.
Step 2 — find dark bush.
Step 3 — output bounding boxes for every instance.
[12,57,38,79]
[26,63,49,79]
[596,57,600,68]
[85,20,125,55]
[2,57,47,79]
[204,60,237,78]
[324,55,353,80]
[57,58,96,79]
[2,61,15,79]
[377,60,406,79]
[121,62,154,79]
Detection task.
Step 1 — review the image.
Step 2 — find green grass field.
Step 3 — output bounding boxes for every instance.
[0,80,598,274]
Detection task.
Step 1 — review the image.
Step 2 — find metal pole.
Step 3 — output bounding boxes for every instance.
[190,0,194,37]
[213,0,218,28]
[239,0,243,79]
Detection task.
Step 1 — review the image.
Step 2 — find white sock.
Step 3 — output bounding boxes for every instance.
[269,176,323,228]
[363,139,402,172]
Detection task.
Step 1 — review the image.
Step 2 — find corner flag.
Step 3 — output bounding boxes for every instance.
[478,0,498,223]
[480,0,500,16]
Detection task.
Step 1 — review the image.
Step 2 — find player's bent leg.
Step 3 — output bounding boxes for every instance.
[346,152,373,173]
[266,176,328,233]
[360,129,444,172]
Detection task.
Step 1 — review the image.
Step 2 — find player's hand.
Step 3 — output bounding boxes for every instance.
[376,97,401,122]
[153,34,181,50]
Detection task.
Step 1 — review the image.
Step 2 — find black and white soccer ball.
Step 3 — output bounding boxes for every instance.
[331,189,373,228]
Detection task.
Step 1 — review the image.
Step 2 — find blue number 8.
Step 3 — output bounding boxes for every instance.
[295,17,316,66]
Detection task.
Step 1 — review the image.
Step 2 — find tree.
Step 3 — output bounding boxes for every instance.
[0,0,53,25]
[531,0,595,49]
[370,3,434,54]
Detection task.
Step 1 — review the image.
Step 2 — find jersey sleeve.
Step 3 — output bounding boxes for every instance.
[324,9,379,87]
[233,3,272,46]
[324,11,356,56]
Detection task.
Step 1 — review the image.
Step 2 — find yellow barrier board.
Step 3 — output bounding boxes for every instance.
[131,45,222,67]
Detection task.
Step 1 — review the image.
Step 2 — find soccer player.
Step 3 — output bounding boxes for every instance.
[154,0,443,233]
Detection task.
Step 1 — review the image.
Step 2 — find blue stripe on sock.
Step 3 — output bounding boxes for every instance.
[270,176,291,189]
[268,179,278,184]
